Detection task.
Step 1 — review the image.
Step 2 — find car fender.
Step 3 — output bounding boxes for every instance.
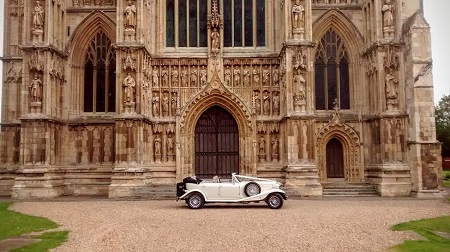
[237,189,287,202]
[179,189,207,201]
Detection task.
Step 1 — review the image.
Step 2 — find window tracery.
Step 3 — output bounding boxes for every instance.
[84,32,116,113]
[314,29,350,110]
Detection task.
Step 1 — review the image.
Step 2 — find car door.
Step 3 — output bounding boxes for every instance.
[201,182,220,200]
[219,182,241,200]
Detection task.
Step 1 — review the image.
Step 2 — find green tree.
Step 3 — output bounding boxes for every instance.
[435,94,450,157]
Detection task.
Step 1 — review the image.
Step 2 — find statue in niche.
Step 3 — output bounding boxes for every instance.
[272,136,279,155]
[154,135,162,156]
[171,67,179,87]
[161,66,169,87]
[167,135,174,155]
[233,66,241,86]
[152,66,159,87]
[272,92,280,114]
[262,66,270,86]
[95,0,101,5]
[382,0,394,29]
[124,1,137,31]
[224,66,232,86]
[259,136,265,155]
[171,92,177,115]
[162,92,169,116]
[263,91,271,115]
[253,67,260,85]
[291,0,305,30]
[84,0,91,5]
[272,66,279,86]
[152,93,160,116]
[32,1,45,31]
[123,72,136,103]
[73,0,80,6]
[243,66,250,87]
[29,74,43,103]
[294,71,306,100]
[181,67,188,87]
[385,71,399,99]
[190,68,197,86]
[200,66,207,87]
[211,28,220,51]
[252,91,261,114]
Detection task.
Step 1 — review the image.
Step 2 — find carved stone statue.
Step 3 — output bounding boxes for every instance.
[167,135,174,155]
[292,0,305,30]
[211,28,220,51]
[123,72,136,103]
[233,66,241,86]
[190,68,197,86]
[32,1,44,31]
[152,66,159,87]
[272,136,279,155]
[200,66,207,87]
[272,66,279,86]
[272,92,280,114]
[259,136,265,155]
[161,66,169,87]
[171,92,177,115]
[181,67,188,87]
[262,66,270,86]
[382,0,394,29]
[162,92,169,116]
[253,91,261,115]
[224,66,232,86]
[29,74,43,103]
[263,91,271,115]
[385,72,398,99]
[253,68,260,86]
[154,135,161,155]
[171,67,179,86]
[243,66,250,87]
[124,1,137,30]
[152,93,160,116]
[294,72,306,100]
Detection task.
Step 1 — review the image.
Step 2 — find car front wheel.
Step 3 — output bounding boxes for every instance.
[266,193,284,209]
[187,193,204,209]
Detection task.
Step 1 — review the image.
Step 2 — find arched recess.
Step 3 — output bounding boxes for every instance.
[66,11,116,114]
[312,10,364,111]
[180,89,253,177]
[316,114,362,182]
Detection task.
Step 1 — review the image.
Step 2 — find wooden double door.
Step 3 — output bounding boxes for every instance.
[326,138,345,178]
[195,106,239,178]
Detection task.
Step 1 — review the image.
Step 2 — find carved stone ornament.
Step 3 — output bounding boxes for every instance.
[122,48,137,71]
[29,50,45,71]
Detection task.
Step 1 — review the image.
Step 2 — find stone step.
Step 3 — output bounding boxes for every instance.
[322,183,378,197]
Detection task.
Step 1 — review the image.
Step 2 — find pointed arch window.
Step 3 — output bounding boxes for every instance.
[315,29,350,110]
[84,32,116,113]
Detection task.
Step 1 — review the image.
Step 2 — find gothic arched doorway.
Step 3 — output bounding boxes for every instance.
[326,138,344,178]
[195,106,239,178]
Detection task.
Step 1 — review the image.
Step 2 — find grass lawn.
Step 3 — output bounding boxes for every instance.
[443,170,450,188]
[0,202,68,251]
[390,216,450,252]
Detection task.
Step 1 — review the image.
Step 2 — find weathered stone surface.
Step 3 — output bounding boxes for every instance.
[0,0,443,199]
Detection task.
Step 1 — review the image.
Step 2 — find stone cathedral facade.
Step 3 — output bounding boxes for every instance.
[0,0,444,199]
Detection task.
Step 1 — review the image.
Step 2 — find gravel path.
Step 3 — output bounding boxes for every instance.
[10,198,450,252]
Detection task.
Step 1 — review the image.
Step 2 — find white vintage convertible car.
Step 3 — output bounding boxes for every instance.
[176,173,287,209]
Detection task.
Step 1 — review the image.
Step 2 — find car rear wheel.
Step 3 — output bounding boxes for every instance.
[244,182,261,197]
[266,193,284,209]
[187,193,204,209]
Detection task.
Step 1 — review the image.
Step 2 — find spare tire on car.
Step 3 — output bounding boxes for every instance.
[244,182,261,197]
